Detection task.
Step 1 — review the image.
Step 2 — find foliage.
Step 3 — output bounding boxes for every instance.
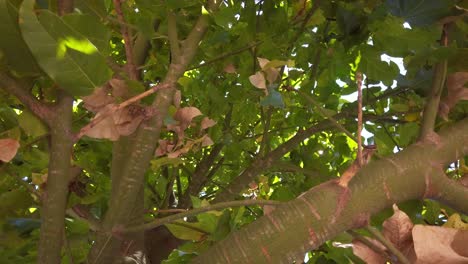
[0,0,467,263]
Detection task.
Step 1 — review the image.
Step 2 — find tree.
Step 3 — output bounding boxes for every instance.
[0,0,467,263]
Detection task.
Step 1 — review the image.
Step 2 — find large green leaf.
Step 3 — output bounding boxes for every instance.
[358,46,399,86]
[370,16,440,57]
[0,0,40,75]
[386,0,457,27]
[19,0,112,96]
[63,13,111,54]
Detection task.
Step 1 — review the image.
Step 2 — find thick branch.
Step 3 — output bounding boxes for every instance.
[37,91,74,264]
[194,118,468,263]
[167,10,181,61]
[87,2,222,262]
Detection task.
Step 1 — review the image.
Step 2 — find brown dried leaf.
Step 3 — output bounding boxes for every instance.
[202,135,214,147]
[264,67,279,84]
[223,63,237,74]
[82,85,114,112]
[352,238,387,264]
[249,71,267,89]
[155,140,169,157]
[174,107,202,130]
[109,78,128,98]
[439,72,468,120]
[382,204,414,250]
[0,138,20,162]
[413,225,468,264]
[257,57,270,69]
[112,105,145,136]
[84,106,120,141]
[201,117,216,130]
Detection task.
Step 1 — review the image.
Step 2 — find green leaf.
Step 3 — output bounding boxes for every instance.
[270,186,296,201]
[390,103,409,113]
[386,0,456,27]
[62,13,111,54]
[359,46,399,86]
[165,222,205,241]
[398,122,419,146]
[423,200,441,224]
[212,5,238,29]
[19,0,112,96]
[18,110,48,138]
[211,210,231,241]
[166,0,198,9]
[260,88,284,108]
[0,0,40,75]
[370,16,440,57]
[197,212,219,233]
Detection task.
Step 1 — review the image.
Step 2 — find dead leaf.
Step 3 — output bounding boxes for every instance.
[352,238,387,264]
[202,135,214,146]
[155,139,175,157]
[224,63,237,74]
[0,138,20,162]
[382,204,414,250]
[82,85,114,112]
[109,78,128,98]
[249,71,267,90]
[264,67,279,84]
[112,105,145,136]
[439,72,468,120]
[413,225,468,264]
[174,107,202,130]
[84,105,120,141]
[257,57,270,69]
[443,214,468,230]
[201,117,216,130]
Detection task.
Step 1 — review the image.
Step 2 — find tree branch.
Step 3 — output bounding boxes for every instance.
[167,10,181,61]
[113,0,138,80]
[87,1,223,262]
[419,29,448,139]
[0,72,54,123]
[365,226,410,264]
[194,118,468,263]
[37,90,74,264]
[123,200,283,234]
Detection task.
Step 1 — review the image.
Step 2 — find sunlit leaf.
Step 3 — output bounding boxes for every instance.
[19,0,112,96]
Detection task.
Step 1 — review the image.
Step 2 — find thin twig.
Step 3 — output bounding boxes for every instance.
[366,226,411,264]
[296,90,355,140]
[357,72,363,166]
[0,72,54,124]
[123,199,283,233]
[188,41,263,70]
[112,0,138,80]
[347,230,389,258]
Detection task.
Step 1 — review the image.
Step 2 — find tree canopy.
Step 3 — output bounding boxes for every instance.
[0,0,467,263]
